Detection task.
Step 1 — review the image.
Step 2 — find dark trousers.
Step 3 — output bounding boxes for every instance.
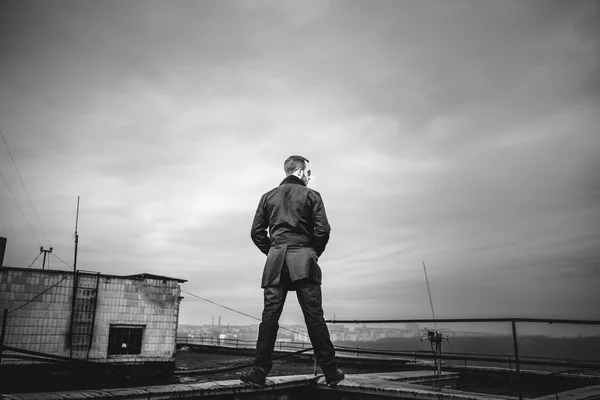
[254,265,337,374]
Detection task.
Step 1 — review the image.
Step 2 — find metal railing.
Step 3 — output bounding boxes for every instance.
[177,333,600,370]
[325,317,600,400]
[178,317,600,400]
[177,336,311,352]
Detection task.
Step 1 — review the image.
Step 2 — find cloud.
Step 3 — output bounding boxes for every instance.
[1,0,599,325]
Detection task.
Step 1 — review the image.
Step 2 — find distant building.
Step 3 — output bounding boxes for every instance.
[0,266,186,390]
[405,323,420,336]
[293,328,309,342]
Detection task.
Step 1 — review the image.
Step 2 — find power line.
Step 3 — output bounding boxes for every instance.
[174,346,315,376]
[0,271,75,321]
[23,249,73,271]
[0,127,51,247]
[181,290,310,339]
[182,290,261,322]
[27,251,43,268]
[3,278,310,339]
[50,252,75,271]
[0,169,42,247]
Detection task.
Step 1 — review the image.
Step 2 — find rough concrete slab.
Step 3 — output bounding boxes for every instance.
[535,384,600,400]
[4,370,600,400]
[316,373,514,400]
[351,370,460,382]
[0,374,315,400]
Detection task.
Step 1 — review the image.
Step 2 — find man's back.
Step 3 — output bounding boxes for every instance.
[251,174,330,288]
[252,175,330,253]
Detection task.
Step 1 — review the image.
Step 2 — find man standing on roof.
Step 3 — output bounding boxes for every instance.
[240,155,344,387]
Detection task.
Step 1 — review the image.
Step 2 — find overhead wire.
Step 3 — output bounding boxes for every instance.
[0,127,51,247]
[0,271,75,321]
[27,251,43,268]
[181,289,310,340]
[182,290,261,322]
[23,249,72,271]
[175,346,316,376]
[0,169,42,247]
[50,252,75,271]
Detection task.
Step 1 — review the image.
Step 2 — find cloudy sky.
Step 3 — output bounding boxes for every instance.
[1,0,599,330]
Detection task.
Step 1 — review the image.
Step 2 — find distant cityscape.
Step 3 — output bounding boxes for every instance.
[177,321,509,344]
[178,314,600,341]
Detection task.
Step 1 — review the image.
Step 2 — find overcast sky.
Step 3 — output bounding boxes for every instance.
[1,0,599,330]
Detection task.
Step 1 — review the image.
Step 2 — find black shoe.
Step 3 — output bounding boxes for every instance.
[240,368,266,387]
[324,368,345,386]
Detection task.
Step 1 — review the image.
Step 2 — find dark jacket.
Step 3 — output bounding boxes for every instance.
[251,175,331,288]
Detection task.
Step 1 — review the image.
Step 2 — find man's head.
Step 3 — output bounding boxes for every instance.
[284,155,311,185]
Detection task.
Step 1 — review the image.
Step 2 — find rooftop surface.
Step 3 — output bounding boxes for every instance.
[3,348,600,400]
[3,371,600,400]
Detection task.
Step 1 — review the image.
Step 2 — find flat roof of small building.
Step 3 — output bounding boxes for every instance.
[0,266,187,283]
[123,273,187,283]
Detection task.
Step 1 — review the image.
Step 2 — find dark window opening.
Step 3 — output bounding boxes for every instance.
[108,325,144,355]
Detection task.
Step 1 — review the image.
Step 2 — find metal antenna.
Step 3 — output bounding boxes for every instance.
[73,196,80,272]
[423,261,446,375]
[422,261,437,330]
[40,246,53,270]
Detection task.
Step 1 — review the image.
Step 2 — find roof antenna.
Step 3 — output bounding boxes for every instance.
[73,196,80,272]
[422,261,436,330]
[420,261,452,376]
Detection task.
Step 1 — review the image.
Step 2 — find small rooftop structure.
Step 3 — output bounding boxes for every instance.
[0,266,186,391]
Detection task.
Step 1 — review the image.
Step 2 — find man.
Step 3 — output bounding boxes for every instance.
[240,155,344,387]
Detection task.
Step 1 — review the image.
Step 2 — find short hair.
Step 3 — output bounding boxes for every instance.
[284,155,310,175]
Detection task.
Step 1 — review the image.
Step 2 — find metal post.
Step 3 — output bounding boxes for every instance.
[0,309,8,365]
[437,341,441,376]
[68,271,80,357]
[40,247,53,270]
[511,320,522,400]
[73,196,80,272]
[86,273,100,360]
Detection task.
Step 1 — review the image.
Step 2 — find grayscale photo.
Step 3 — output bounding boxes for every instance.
[1,0,599,398]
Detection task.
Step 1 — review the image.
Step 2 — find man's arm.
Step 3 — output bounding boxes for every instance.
[311,191,331,257]
[251,196,270,255]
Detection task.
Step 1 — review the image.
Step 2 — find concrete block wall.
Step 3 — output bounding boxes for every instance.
[0,267,183,365]
[0,268,75,364]
[91,275,182,362]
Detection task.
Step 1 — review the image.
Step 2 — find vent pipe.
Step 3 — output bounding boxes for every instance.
[0,237,6,267]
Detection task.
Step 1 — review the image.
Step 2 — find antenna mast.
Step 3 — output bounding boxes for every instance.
[73,196,80,272]
[422,261,447,376]
[422,261,436,330]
